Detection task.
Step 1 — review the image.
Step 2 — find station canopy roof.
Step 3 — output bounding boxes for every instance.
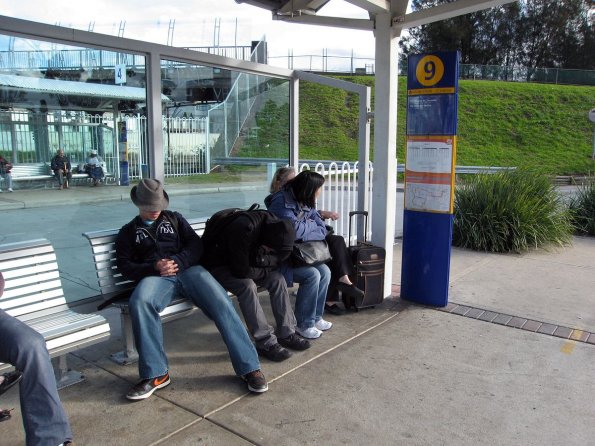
[235,0,518,31]
[0,73,170,112]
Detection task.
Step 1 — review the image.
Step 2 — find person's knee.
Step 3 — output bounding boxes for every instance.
[129,277,162,310]
[17,329,48,367]
[318,266,331,286]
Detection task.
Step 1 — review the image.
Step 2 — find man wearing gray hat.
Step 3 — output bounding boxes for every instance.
[115,179,267,400]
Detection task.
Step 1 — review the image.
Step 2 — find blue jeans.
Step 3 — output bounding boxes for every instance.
[292,263,331,330]
[129,265,260,379]
[0,309,72,446]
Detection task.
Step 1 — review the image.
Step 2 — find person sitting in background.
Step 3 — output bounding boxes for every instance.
[0,272,74,445]
[0,155,12,192]
[85,150,105,186]
[50,149,72,190]
[0,155,13,193]
[266,167,361,315]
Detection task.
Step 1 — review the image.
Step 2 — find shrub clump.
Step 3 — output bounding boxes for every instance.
[569,182,595,236]
[453,170,573,253]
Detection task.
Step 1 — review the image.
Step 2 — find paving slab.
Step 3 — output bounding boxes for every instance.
[206,307,595,446]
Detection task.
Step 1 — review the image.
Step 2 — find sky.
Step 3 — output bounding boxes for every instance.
[1,0,383,61]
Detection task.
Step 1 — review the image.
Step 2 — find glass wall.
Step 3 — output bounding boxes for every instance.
[158,57,290,220]
[0,29,291,303]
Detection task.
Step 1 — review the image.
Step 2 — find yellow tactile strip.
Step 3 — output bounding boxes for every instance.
[438,301,595,345]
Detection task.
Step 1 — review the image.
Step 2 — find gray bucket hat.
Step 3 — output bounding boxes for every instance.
[130,179,169,211]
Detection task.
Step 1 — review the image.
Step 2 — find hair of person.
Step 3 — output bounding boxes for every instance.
[269,166,296,193]
[287,170,325,208]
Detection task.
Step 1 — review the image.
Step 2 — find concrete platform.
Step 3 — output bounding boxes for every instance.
[0,185,594,445]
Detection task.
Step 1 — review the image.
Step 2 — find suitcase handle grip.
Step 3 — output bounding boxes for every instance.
[348,211,369,245]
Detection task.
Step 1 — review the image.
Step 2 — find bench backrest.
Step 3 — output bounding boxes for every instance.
[0,239,68,319]
[83,218,207,297]
[11,163,51,178]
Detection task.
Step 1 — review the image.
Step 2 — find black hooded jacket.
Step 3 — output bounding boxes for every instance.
[115,210,203,282]
[204,211,294,281]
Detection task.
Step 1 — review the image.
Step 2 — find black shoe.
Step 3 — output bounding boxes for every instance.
[126,372,170,401]
[0,371,22,396]
[336,282,365,300]
[242,370,268,393]
[257,343,292,362]
[0,408,12,422]
[278,333,311,351]
[324,302,346,315]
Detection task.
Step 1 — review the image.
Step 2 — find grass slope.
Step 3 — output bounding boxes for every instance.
[296,76,595,175]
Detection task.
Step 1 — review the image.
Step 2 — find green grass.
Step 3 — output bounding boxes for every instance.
[243,76,595,175]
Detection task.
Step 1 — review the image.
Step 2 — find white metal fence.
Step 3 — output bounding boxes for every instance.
[299,161,371,243]
[0,111,210,180]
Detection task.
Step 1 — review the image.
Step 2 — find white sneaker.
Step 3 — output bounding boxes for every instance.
[7,188,13,192]
[315,319,333,331]
[296,326,322,339]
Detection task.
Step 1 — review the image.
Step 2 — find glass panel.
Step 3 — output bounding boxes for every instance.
[0,35,146,302]
[159,54,290,220]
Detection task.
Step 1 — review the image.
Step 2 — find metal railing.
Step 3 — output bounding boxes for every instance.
[0,45,254,71]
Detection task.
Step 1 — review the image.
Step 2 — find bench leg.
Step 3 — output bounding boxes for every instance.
[54,355,85,390]
[110,311,139,365]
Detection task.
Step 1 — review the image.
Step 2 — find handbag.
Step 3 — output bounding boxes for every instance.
[292,240,332,266]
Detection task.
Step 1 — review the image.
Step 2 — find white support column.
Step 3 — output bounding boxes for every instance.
[146,51,164,181]
[372,13,399,297]
[357,85,372,239]
[290,76,300,168]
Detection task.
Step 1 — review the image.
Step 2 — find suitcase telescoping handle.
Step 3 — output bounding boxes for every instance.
[348,210,369,246]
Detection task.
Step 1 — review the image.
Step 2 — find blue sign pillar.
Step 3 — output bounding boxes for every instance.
[118,121,129,186]
[401,51,459,307]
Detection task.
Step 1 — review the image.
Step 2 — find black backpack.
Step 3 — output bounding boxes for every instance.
[201,203,262,267]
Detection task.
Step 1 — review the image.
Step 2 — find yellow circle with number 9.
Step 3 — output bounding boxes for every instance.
[415,55,444,87]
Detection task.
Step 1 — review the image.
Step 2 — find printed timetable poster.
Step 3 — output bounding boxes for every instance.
[405,136,456,213]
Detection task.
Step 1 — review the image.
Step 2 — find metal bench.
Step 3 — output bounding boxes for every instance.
[7,163,90,188]
[0,239,111,388]
[10,163,53,182]
[82,218,207,365]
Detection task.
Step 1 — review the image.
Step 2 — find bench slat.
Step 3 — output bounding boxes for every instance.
[0,246,55,263]
[27,310,108,339]
[5,297,71,318]
[1,287,65,311]
[2,270,60,291]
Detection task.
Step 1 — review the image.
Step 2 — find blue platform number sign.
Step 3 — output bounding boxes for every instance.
[407,51,458,95]
[115,64,126,85]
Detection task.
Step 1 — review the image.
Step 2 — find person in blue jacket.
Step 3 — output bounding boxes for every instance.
[266,170,339,339]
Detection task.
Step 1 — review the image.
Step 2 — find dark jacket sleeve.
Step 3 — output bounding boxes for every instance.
[115,221,158,282]
[50,156,58,171]
[169,212,203,272]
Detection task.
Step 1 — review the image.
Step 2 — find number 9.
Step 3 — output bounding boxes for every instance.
[415,55,444,87]
[424,61,435,81]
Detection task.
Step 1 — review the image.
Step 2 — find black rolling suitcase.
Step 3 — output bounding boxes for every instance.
[343,211,386,311]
